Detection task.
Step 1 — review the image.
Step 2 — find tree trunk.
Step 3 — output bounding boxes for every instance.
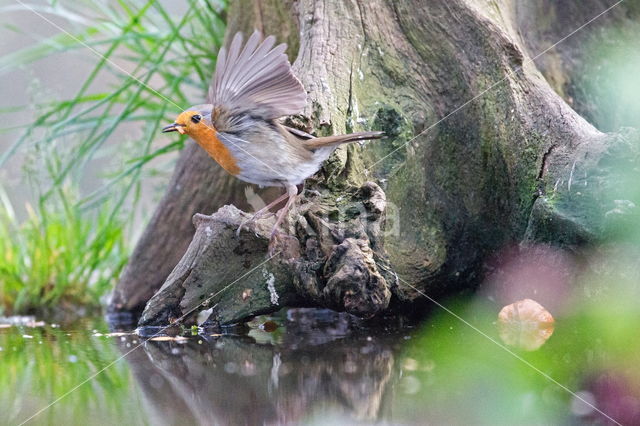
[110,0,640,327]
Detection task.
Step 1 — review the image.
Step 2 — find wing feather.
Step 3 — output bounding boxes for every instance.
[208,31,306,119]
[224,33,273,95]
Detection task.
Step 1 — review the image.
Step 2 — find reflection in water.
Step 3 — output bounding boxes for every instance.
[117,309,403,425]
[4,296,637,425]
[0,318,145,425]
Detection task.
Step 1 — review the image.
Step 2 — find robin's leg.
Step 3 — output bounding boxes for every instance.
[236,191,289,237]
[270,183,298,238]
[268,183,300,257]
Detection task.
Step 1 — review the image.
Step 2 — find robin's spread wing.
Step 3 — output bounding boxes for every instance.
[208,31,306,120]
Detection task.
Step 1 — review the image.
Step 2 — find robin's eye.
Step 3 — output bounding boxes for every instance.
[191,114,202,124]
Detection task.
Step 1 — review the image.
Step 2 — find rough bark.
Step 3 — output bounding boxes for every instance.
[111,0,640,326]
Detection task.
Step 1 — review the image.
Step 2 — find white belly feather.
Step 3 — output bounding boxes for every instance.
[218,130,334,187]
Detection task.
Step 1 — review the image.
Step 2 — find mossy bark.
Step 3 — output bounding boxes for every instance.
[111,0,640,327]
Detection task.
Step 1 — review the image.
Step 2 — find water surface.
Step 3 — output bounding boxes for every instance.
[2,304,637,425]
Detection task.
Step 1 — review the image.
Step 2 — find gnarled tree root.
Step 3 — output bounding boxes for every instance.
[138,182,396,328]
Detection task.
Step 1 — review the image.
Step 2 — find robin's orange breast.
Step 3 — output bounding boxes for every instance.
[190,127,240,176]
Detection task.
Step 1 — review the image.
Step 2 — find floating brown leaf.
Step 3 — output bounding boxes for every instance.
[497,299,555,351]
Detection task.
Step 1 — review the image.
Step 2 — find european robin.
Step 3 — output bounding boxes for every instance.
[162,31,384,243]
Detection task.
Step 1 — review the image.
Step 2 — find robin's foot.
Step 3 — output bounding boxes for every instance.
[236,190,291,238]
[236,210,275,237]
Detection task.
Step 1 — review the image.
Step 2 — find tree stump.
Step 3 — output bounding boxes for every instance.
[111,0,640,326]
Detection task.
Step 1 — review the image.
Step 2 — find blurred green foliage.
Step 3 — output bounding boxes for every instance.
[574,23,640,131]
[394,265,640,424]
[0,0,226,313]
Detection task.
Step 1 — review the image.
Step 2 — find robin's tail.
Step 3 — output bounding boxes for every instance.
[303,131,385,150]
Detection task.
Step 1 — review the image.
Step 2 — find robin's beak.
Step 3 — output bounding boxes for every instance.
[162,123,185,134]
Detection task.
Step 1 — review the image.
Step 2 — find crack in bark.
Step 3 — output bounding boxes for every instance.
[537,144,557,180]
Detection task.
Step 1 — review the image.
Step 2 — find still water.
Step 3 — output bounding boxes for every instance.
[1,304,638,425]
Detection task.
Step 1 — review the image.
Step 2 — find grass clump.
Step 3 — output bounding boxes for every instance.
[0,187,127,315]
[0,0,227,313]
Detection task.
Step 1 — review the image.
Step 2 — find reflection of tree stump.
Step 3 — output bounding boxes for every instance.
[120,310,399,424]
[111,0,640,325]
